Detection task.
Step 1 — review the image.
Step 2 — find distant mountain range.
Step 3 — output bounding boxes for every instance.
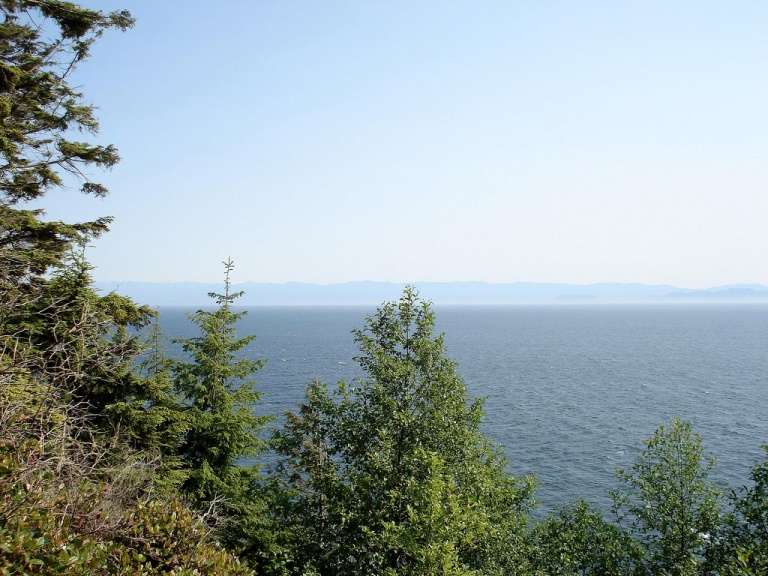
[93,281,768,306]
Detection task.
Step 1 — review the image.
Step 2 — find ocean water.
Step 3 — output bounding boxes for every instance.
[157,304,768,515]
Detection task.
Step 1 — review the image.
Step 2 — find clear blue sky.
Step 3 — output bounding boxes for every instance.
[39,1,767,287]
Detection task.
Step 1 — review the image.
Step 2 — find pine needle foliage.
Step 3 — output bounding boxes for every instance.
[172,259,271,555]
[0,0,134,280]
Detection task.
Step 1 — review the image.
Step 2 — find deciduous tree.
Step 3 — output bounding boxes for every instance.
[528,500,638,576]
[715,447,768,575]
[272,287,536,576]
[611,418,722,575]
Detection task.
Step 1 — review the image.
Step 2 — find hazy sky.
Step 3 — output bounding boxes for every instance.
[38,1,767,287]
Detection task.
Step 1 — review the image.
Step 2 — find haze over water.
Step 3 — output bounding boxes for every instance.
[159,304,768,515]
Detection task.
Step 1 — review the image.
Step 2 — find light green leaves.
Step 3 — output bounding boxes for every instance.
[611,417,721,576]
[272,287,535,575]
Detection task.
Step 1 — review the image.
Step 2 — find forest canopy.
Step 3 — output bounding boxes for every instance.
[1,2,766,575]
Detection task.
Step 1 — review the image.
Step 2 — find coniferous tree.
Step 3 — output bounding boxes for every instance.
[0,4,259,572]
[108,311,189,488]
[42,249,153,416]
[272,287,536,576]
[0,1,134,282]
[0,1,160,444]
[172,259,271,556]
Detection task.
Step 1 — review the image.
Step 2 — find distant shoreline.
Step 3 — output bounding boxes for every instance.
[95,280,768,307]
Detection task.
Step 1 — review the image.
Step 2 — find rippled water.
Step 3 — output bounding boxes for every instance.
[158,304,768,515]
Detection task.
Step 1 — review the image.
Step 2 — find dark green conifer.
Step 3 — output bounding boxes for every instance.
[173,259,271,556]
[0,0,134,282]
[0,1,159,444]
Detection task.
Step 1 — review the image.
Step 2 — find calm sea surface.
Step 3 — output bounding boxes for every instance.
[158,304,768,515]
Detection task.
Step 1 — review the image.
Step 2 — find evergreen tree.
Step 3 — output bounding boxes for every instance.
[272,287,536,576]
[1,242,156,448]
[109,310,189,488]
[42,249,153,415]
[172,259,271,556]
[0,1,163,447]
[0,1,133,282]
[0,5,260,570]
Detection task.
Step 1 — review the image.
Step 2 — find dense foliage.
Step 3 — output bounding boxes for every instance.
[2,2,767,575]
[171,258,272,561]
[611,418,722,575]
[0,2,253,574]
[271,287,535,575]
[0,0,132,280]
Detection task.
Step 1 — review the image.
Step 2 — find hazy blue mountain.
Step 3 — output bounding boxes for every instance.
[94,280,768,306]
[664,287,768,301]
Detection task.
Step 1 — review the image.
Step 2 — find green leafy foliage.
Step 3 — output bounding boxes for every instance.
[4,248,172,452]
[114,314,189,489]
[0,457,110,575]
[0,0,177,462]
[111,498,256,575]
[272,287,536,576]
[6,5,768,572]
[715,447,768,575]
[611,418,722,575]
[42,252,153,414]
[1,316,254,576]
[528,500,639,576]
[0,7,257,572]
[0,441,255,575]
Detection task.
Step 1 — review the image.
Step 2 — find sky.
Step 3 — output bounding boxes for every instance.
[36,1,768,288]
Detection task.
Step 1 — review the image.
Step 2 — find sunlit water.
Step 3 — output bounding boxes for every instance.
[157,304,768,516]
